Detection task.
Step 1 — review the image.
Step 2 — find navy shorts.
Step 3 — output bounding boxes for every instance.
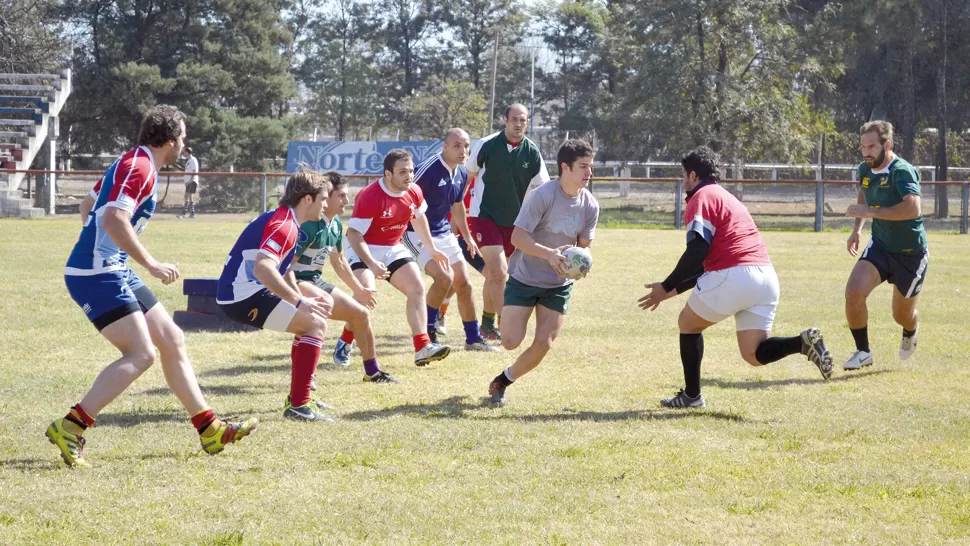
[218,289,298,332]
[860,238,929,298]
[65,268,159,331]
[458,236,486,274]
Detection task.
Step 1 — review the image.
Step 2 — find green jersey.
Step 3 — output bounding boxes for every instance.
[858,156,927,254]
[465,131,550,226]
[292,216,343,281]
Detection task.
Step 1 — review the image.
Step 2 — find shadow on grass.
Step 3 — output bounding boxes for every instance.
[136,384,280,398]
[0,458,64,471]
[96,407,282,428]
[702,368,892,390]
[341,395,746,423]
[199,362,289,378]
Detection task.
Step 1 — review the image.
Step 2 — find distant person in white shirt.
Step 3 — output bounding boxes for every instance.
[180,147,199,218]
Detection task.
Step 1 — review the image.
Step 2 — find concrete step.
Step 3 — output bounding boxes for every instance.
[16,206,44,218]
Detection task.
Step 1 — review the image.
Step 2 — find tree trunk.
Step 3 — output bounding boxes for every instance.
[935,0,949,218]
[900,36,916,161]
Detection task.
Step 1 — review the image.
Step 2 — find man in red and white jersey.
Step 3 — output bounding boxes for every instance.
[638,146,834,409]
[343,149,451,366]
[217,169,336,422]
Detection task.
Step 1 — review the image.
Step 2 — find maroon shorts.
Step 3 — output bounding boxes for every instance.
[469,217,516,258]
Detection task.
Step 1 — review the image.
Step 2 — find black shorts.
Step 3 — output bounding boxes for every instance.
[218,289,297,332]
[458,236,486,274]
[860,238,929,298]
[349,257,414,281]
[186,181,198,194]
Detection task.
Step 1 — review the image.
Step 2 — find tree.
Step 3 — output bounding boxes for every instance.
[441,0,521,90]
[402,78,487,138]
[57,0,297,169]
[0,0,67,73]
[296,0,383,140]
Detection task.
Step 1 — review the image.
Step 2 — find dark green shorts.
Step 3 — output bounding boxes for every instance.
[504,276,572,315]
[296,276,336,294]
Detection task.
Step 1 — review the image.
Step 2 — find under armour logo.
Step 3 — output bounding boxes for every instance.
[248,308,259,321]
[523,162,529,169]
[381,209,394,219]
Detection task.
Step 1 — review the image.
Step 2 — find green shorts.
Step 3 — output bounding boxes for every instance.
[503,276,572,315]
[296,276,336,294]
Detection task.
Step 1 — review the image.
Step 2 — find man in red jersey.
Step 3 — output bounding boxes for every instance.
[638,146,834,409]
[343,149,452,366]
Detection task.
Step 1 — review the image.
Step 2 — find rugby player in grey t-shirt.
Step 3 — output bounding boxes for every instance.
[487,139,600,405]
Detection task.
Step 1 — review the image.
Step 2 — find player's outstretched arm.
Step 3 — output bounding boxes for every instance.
[254,255,330,318]
[450,202,478,258]
[330,252,377,309]
[79,195,96,223]
[412,214,449,270]
[102,207,179,285]
[346,228,388,279]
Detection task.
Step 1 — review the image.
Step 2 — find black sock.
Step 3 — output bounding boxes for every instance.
[902,327,916,338]
[680,333,703,398]
[850,327,870,352]
[494,368,514,387]
[754,336,803,365]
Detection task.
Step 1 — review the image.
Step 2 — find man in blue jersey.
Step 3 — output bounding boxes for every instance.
[49,105,257,468]
[403,128,497,352]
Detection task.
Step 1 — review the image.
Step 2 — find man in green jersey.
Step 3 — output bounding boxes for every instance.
[844,120,928,370]
[288,172,399,384]
[465,103,550,341]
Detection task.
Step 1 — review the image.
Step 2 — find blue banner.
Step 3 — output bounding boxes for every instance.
[285,141,444,175]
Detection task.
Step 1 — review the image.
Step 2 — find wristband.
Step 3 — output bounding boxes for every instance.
[295,299,302,309]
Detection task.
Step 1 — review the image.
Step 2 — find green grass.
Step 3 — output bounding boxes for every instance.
[1,219,970,544]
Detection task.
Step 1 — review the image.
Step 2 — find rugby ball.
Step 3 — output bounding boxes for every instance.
[561,247,592,280]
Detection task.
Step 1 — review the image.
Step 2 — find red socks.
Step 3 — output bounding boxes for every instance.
[413,333,431,352]
[291,336,323,406]
[65,404,95,431]
[340,328,355,344]
[191,408,218,435]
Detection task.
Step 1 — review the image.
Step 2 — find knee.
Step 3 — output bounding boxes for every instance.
[130,346,156,371]
[486,263,508,282]
[845,283,866,304]
[677,311,694,333]
[153,323,186,356]
[352,306,370,327]
[305,317,328,339]
[502,337,522,351]
[532,337,554,354]
[892,307,913,326]
[431,270,454,288]
[741,350,762,367]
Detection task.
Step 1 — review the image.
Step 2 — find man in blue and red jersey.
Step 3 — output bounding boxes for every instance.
[401,128,496,353]
[342,149,452,367]
[435,173,493,340]
[217,169,336,422]
[49,105,258,468]
[638,146,834,409]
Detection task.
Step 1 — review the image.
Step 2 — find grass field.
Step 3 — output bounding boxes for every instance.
[1,219,970,545]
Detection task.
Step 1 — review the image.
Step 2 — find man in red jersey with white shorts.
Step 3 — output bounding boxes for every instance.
[638,146,834,409]
[343,149,452,366]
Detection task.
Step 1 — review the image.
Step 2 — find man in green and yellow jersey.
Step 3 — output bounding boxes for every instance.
[844,120,928,370]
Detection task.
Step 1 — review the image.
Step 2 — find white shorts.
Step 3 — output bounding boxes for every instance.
[687,265,780,331]
[344,241,415,273]
[403,231,464,270]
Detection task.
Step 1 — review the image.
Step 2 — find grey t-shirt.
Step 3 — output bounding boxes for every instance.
[508,179,600,288]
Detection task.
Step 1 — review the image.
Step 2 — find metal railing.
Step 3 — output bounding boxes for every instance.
[5,169,968,234]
